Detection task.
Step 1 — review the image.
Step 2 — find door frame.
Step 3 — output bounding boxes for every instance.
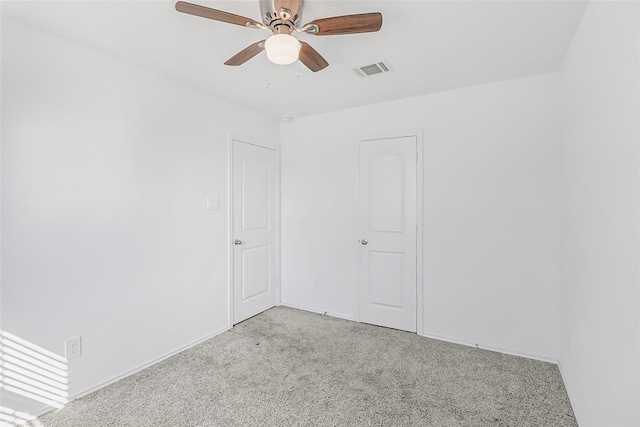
[227,133,281,328]
[356,129,424,335]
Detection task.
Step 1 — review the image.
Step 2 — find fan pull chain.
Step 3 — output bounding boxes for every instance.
[264,56,270,89]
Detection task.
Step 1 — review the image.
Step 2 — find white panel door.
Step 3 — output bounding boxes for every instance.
[359,136,417,332]
[233,140,277,324]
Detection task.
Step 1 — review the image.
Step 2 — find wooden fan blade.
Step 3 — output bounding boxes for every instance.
[175,1,260,27]
[307,12,382,36]
[299,42,328,72]
[224,41,266,66]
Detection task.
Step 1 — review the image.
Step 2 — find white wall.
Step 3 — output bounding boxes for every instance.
[559,2,640,426]
[6,3,638,424]
[280,73,561,361]
[0,18,278,414]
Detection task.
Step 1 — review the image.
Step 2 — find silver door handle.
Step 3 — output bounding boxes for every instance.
[234,239,243,245]
[359,239,368,246]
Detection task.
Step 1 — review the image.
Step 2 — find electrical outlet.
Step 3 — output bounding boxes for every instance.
[66,336,82,360]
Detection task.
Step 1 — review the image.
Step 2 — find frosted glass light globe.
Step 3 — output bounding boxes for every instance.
[265,34,301,65]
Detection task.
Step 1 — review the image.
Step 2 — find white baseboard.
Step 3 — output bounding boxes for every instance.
[2,400,50,419]
[37,325,232,418]
[557,360,583,426]
[279,302,357,322]
[419,331,559,365]
[280,303,558,365]
[30,311,568,421]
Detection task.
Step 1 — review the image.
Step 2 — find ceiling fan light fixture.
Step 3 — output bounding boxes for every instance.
[265,34,300,65]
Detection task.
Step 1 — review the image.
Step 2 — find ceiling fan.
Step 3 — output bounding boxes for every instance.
[175,0,383,72]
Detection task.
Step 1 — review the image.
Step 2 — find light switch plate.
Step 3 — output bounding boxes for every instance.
[207,196,219,211]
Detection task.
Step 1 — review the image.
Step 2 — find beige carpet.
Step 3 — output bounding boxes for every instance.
[37,306,576,426]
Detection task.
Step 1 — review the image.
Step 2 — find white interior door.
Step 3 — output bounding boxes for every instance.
[233,140,277,324]
[359,136,417,332]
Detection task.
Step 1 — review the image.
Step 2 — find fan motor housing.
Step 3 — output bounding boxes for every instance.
[260,0,303,27]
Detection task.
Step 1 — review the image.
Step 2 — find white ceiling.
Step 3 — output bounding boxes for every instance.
[2,0,587,119]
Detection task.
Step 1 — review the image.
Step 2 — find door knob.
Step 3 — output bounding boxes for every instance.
[359,239,368,246]
[234,239,243,245]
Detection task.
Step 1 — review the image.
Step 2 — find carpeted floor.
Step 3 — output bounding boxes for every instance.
[36,307,576,426]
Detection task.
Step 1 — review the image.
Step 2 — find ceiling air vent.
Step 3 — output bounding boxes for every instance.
[355,60,392,78]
